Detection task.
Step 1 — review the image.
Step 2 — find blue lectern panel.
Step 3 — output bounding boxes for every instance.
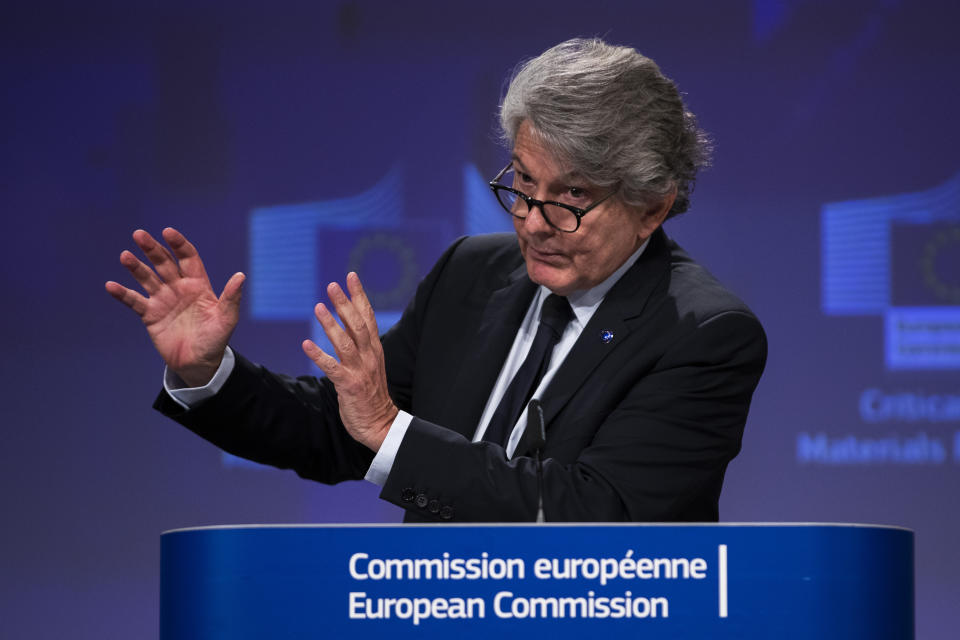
[161,524,913,639]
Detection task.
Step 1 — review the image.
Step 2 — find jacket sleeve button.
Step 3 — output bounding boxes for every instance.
[439,505,454,520]
[427,499,440,514]
[415,493,429,508]
[401,488,416,502]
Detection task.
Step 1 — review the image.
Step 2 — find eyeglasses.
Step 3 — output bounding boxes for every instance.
[488,162,616,233]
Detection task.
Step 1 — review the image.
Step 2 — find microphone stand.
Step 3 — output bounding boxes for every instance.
[526,400,547,523]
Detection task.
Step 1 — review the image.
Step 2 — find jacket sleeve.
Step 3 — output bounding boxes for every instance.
[151,236,470,486]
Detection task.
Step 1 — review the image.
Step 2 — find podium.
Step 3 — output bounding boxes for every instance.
[161,523,913,639]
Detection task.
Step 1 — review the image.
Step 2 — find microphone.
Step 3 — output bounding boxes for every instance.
[525,399,547,523]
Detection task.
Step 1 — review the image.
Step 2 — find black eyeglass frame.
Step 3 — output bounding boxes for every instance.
[488,163,617,233]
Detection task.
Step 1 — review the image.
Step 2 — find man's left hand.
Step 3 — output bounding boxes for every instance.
[302,272,398,452]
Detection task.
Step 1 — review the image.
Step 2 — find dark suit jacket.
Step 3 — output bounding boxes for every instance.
[155,229,767,523]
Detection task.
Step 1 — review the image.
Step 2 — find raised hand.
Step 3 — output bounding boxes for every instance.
[302,272,398,452]
[105,227,245,387]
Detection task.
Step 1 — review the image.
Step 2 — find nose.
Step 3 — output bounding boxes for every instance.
[520,201,555,235]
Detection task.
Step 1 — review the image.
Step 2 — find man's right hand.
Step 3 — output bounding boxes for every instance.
[105,227,245,388]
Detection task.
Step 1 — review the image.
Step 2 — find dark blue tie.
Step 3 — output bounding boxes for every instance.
[483,293,573,448]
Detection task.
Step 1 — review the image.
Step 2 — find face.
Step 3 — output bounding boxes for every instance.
[510,121,665,296]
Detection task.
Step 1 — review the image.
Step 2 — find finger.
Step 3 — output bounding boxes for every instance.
[119,249,163,295]
[313,302,358,363]
[217,271,246,315]
[133,229,181,283]
[162,227,209,280]
[345,272,379,334]
[302,339,343,380]
[105,280,149,316]
[327,280,371,346]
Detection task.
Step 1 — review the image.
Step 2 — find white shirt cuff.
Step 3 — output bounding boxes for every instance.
[364,410,414,486]
[163,347,236,410]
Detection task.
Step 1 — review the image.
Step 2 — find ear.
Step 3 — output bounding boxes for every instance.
[636,188,677,240]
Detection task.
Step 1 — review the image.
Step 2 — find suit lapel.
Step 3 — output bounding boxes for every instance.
[441,264,537,438]
[538,229,673,429]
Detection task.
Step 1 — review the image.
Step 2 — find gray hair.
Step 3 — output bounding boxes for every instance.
[499,38,711,218]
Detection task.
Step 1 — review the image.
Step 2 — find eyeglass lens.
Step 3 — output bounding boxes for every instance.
[496,169,580,232]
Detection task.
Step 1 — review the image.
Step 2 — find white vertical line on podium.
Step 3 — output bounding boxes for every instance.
[718,544,728,618]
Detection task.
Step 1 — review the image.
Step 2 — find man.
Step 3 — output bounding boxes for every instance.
[106,38,766,522]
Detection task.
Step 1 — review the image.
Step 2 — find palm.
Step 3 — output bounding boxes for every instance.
[143,275,231,370]
[106,228,245,387]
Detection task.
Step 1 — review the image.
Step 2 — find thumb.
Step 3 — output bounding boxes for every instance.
[218,272,246,313]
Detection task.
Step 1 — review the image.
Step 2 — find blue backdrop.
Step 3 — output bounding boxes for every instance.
[1,1,957,637]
